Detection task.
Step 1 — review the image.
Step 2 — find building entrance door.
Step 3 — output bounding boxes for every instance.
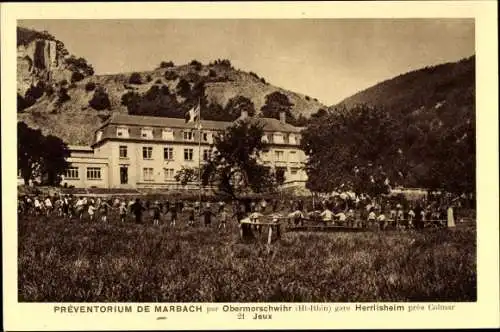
[120,166,128,184]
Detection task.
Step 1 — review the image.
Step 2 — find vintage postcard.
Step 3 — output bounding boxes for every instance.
[2,1,499,330]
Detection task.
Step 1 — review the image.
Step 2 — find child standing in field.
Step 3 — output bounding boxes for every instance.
[34,197,43,216]
[218,208,228,231]
[187,206,195,227]
[99,200,111,222]
[320,206,333,226]
[119,202,128,223]
[367,209,377,228]
[169,202,178,227]
[377,211,386,230]
[152,201,161,226]
[408,207,415,228]
[87,202,96,222]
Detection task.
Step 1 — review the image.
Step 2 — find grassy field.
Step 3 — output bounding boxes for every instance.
[18,213,476,302]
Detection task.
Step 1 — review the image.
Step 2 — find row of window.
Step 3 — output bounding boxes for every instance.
[65,165,301,184]
[113,127,213,142]
[142,168,176,182]
[261,133,298,145]
[64,167,102,180]
[119,145,296,162]
[95,128,299,145]
[120,146,211,161]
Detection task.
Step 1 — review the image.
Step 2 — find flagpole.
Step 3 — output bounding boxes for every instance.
[197,97,202,208]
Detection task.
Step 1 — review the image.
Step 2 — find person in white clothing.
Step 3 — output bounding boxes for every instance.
[74,197,85,221]
[320,207,333,225]
[335,211,347,226]
[44,197,53,216]
[34,197,43,216]
[87,203,96,221]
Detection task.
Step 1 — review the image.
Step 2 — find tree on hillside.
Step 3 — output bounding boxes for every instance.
[18,122,70,186]
[301,104,401,196]
[176,79,191,98]
[40,135,71,185]
[225,95,256,120]
[88,87,111,111]
[201,120,275,200]
[159,61,174,68]
[260,91,295,121]
[423,119,475,194]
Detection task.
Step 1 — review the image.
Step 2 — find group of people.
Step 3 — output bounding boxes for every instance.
[310,199,456,230]
[18,193,457,231]
[18,194,254,230]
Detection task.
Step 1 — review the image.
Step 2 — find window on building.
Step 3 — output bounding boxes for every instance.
[65,167,79,179]
[261,135,269,143]
[202,132,212,143]
[116,127,129,138]
[275,150,285,161]
[86,167,101,180]
[164,168,175,181]
[273,133,284,144]
[184,148,194,161]
[164,147,174,160]
[183,131,194,141]
[162,129,174,140]
[289,134,297,145]
[290,167,300,175]
[143,168,154,181]
[119,145,128,158]
[289,151,297,162]
[141,128,153,139]
[143,146,153,159]
[203,149,211,161]
[96,130,103,142]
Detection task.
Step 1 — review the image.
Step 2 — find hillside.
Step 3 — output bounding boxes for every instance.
[17,27,325,145]
[335,56,474,121]
[331,56,475,188]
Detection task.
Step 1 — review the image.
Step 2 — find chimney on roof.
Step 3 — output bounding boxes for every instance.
[279,111,286,124]
[240,110,248,120]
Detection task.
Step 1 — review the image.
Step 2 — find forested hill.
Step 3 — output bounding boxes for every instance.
[335,56,475,120]
[17,26,325,145]
[323,56,475,191]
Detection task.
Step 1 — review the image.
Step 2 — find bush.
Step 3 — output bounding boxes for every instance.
[56,88,70,106]
[121,91,140,106]
[128,72,143,85]
[25,82,45,101]
[189,60,202,71]
[260,77,267,84]
[209,69,217,77]
[45,85,55,97]
[155,79,163,84]
[85,81,96,92]
[59,79,68,87]
[70,71,85,83]
[89,87,111,111]
[164,70,179,81]
[146,75,152,82]
[305,96,310,101]
[69,83,77,89]
[249,71,259,80]
[159,61,174,68]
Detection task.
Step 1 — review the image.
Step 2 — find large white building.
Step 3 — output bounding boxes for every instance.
[60,111,308,189]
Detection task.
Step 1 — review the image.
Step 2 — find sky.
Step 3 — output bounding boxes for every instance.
[18,19,474,105]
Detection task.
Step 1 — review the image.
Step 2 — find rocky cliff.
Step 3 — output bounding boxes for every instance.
[17,38,70,96]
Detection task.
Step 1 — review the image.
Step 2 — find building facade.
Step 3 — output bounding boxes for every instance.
[61,111,308,189]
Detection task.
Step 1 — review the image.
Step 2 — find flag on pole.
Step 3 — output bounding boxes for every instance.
[185,103,200,124]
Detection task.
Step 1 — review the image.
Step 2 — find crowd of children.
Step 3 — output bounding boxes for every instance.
[18,193,459,230]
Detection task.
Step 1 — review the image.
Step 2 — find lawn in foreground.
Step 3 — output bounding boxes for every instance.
[18,215,476,302]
